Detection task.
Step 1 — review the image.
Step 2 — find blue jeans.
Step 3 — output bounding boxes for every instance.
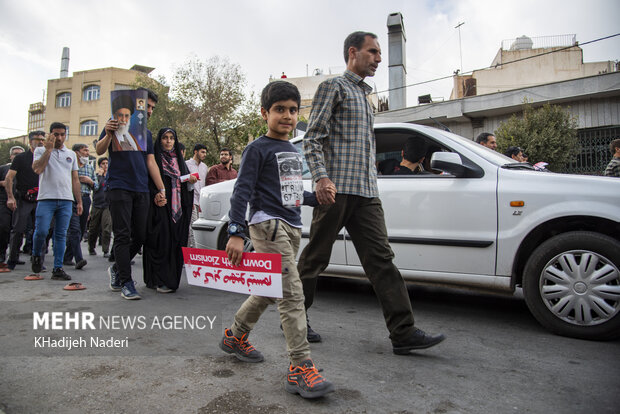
[33,200,73,269]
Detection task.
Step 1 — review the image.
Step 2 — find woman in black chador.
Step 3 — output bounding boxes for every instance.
[143,128,193,292]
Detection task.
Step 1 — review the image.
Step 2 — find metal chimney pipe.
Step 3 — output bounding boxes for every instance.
[387,12,406,110]
[60,47,70,78]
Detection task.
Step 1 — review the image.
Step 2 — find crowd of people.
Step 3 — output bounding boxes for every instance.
[0,88,238,292]
[2,30,618,401]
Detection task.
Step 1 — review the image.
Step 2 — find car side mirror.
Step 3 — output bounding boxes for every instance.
[431,152,464,176]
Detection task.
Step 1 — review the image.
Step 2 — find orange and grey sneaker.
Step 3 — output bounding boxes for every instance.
[219,328,264,363]
[285,359,335,399]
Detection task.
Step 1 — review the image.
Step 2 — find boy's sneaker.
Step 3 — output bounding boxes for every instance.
[121,280,141,300]
[285,359,334,399]
[108,265,121,291]
[219,328,264,363]
[51,268,71,280]
[75,259,87,270]
[31,256,42,274]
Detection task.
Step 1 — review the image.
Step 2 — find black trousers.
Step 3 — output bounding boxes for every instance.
[108,189,148,285]
[8,199,36,263]
[297,194,416,342]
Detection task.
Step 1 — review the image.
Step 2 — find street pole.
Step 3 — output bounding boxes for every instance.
[455,21,464,73]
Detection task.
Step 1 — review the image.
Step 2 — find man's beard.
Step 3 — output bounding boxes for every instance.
[118,119,131,135]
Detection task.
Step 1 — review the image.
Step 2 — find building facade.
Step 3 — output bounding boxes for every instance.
[43,65,154,147]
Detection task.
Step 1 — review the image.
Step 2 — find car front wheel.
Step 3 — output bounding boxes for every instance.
[523,231,620,340]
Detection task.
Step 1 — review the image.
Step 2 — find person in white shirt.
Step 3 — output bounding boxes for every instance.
[185,143,207,247]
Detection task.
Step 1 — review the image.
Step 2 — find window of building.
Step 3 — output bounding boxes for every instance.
[83,85,100,101]
[56,92,71,108]
[80,120,98,136]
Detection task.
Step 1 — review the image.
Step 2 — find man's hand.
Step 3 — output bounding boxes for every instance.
[79,176,94,186]
[226,236,245,266]
[316,177,337,204]
[188,175,198,184]
[43,133,56,151]
[104,118,119,136]
[76,203,83,216]
[7,196,17,211]
[154,191,167,206]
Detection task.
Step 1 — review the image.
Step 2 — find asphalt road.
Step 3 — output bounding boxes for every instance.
[1,242,619,413]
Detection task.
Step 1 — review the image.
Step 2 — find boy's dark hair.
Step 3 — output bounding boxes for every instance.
[28,130,45,140]
[137,87,158,103]
[504,146,522,158]
[72,143,87,152]
[475,132,494,144]
[402,136,428,163]
[610,138,620,154]
[343,31,377,63]
[97,157,108,166]
[261,81,300,112]
[193,143,207,153]
[49,122,66,132]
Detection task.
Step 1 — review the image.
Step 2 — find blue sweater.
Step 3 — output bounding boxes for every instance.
[229,136,317,227]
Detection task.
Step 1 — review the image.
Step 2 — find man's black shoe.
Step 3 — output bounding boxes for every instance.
[306,324,322,343]
[16,260,25,265]
[51,268,72,281]
[31,256,42,274]
[63,259,75,266]
[392,329,445,354]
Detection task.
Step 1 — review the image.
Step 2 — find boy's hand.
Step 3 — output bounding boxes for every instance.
[226,236,245,266]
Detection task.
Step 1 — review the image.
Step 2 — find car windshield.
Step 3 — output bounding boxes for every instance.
[421,126,532,168]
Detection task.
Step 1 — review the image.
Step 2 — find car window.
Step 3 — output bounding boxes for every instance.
[376,130,451,177]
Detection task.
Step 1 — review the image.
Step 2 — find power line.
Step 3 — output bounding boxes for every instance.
[375,33,620,95]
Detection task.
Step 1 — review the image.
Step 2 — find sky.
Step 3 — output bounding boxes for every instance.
[1,0,619,139]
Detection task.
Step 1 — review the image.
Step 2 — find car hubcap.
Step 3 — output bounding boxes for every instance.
[539,250,620,326]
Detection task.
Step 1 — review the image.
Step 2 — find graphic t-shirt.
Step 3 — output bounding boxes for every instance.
[228,135,317,227]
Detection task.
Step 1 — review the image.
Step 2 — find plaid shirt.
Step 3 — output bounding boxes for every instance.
[78,162,99,194]
[303,70,378,198]
[604,157,620,177]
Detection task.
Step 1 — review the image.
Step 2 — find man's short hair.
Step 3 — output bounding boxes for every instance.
[9,145,24,154]
[112,94,135,115]
[28,130,45,140]
[343,31,378,63]
[72,143,87,152]
[193,143,207,153]
[97,157,108,167]
[49,122,66,132]
[178,142,185,152]
[137,87,158,103]
[610,138,620,154]
[261,81,300,111]
[476,132,494,144]
[402,136,428,163]
[504,146,522,158]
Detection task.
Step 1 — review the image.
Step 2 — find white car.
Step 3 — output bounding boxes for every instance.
[193,123,620,341]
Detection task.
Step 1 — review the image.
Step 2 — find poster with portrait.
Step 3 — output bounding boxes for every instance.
[109,89,148,151]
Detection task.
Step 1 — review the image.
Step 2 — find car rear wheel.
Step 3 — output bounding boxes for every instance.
[523,231,620,340]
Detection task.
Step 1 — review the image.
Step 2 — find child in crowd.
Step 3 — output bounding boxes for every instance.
[219,81,335,399]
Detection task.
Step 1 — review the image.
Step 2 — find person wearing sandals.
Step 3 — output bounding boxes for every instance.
[142,128,193,293]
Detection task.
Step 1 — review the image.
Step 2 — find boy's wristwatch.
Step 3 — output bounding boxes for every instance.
[227,222,246,238]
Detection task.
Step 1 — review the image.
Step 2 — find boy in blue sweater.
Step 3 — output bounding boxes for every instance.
[220,81,335,399]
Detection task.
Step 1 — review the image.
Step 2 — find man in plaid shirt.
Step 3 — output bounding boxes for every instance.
[298,31,446,354]
[604,139,620,177]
